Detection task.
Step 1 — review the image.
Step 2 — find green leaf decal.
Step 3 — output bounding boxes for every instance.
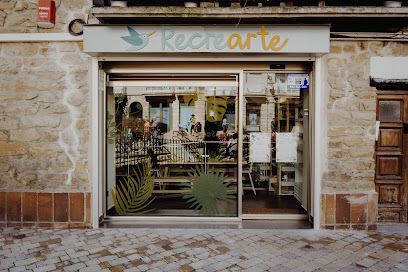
[182,166,235,216]
[111,161,156,215]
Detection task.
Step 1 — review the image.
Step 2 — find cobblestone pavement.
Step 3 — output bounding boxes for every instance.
[1,226,408,272]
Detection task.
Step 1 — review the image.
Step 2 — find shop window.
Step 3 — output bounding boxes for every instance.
[106,84,238,218]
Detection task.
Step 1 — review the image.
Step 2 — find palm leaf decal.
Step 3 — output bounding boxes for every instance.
[182,165,235,216]
[111,161,155,215]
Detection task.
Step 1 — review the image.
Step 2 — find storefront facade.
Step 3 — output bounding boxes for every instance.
[1,2,408,230]
[84,24,328,226]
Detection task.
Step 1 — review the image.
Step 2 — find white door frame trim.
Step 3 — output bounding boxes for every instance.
[313,57,323,230]
[91,58,101,228]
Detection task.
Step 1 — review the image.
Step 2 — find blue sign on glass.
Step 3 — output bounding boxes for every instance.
[287,73,309,89]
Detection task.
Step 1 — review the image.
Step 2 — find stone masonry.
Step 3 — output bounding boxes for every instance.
[320,41,408,229]
[0,40,92,227]
[0,0,92,33]
[0,0,93,227]
[0,41,91,191]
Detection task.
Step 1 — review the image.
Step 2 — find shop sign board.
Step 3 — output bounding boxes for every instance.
[84,25,329,54]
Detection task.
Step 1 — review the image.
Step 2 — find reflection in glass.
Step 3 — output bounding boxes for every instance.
[106,86,238,217]
[379,100,401,122]
[242,72,308,216]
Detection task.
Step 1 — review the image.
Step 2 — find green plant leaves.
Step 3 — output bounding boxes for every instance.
[111,161,156,215]
[182,165,235,216]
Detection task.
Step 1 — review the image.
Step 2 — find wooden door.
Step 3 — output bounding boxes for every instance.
[376,93,408,222]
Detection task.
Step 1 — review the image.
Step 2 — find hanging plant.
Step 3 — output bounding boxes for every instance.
[111,161,155,215]
[106,89,127,145]
[206,95,227,122]
[182,165,235,216]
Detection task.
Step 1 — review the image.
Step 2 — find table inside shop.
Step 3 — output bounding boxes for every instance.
[153,160,240,194]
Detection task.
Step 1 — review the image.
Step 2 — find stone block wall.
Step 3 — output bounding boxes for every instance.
[0,0,92,33]
[0,41,91,227]
[320,41,408,228]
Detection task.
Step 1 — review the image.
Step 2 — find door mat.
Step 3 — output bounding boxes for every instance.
[247,208,300,214]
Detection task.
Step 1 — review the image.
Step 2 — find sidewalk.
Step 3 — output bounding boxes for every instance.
[1,224,408,272]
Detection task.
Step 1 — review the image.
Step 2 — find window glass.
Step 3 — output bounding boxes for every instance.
[242,72,309,216]
[106,85,238,217]
[379,100,401,122]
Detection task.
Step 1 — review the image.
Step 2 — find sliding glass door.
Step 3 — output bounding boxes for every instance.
[241,71,310,217]
[105,75,239,217]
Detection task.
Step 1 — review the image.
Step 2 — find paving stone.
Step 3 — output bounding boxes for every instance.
[79,265,102,272]
[63,263,86,272]
[98,255,118,262]
[33,264,57,272]
[1,227,408,272]
[9,267,26,272]
[14,257,38,267]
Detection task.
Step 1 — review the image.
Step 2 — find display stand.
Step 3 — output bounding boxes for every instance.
[278,165,295,195]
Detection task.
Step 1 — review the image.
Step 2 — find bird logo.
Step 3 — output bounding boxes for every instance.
[121,26,155,51]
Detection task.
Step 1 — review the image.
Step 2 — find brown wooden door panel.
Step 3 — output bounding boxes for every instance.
[377,184,401,205]
[375,179,403,185]
[376,151,403,156]
[375,93,408,223]
[376,156,402,178]
[378,211,401,222]
[378,128,402,150]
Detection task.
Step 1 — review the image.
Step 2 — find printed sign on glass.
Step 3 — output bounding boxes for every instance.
[287,73,309,89]
[276,133,297,163]
[249,133,271,163]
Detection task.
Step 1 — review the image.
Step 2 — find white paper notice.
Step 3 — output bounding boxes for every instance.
[249,133,271,163]
[246,73,265,95]
[375,121,380,141]
[276,133,297,163]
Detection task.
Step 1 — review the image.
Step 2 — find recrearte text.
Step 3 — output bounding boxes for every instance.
[161,25,289,52]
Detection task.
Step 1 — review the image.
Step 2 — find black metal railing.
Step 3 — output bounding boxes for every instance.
[115,135,202,169]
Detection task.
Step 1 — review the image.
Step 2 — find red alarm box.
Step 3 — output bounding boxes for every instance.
[37,0,55,28]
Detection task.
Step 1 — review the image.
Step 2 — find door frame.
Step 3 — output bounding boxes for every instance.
[91,57,321,229]
[375,90,408,223]
[240,70,312,220]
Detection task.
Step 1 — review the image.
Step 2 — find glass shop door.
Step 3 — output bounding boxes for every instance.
[241,71,310,218]
[104,74,240,218]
